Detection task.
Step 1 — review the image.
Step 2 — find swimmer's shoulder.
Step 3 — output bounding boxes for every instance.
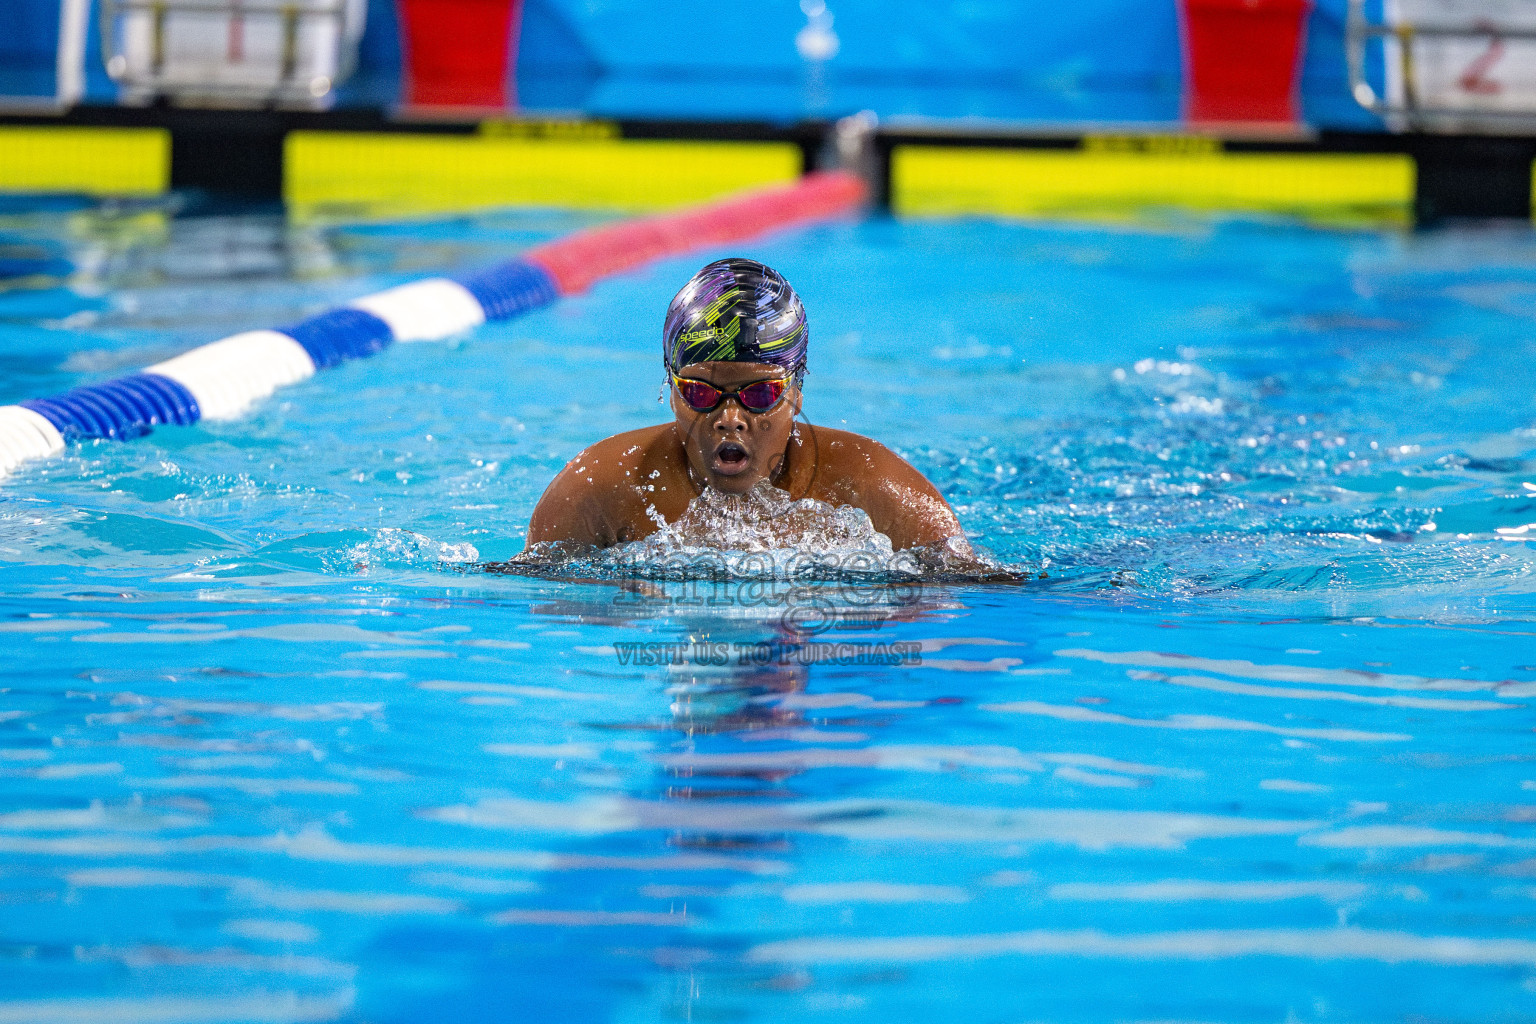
[579,425,671,475]
[795,424,913,492]
[794,423,962,548]
[526,425,688,548]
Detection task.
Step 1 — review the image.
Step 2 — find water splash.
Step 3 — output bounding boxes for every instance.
[632,481,904,558]
[258,528,479,575]
[341,528,480,574]
[513,482,1006,582]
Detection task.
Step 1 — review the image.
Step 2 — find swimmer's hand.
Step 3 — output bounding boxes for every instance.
[485,540,602,572]
[904,539,1040,584]
[478,543,669,596]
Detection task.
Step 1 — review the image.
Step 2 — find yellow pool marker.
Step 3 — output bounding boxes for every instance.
[893,139,1416,224]
[0,127,170,196]
[285,131,803,215]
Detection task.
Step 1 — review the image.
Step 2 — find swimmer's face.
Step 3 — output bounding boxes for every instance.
[669,361,802,496]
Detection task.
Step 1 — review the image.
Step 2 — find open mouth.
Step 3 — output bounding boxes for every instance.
[712,441,750,473]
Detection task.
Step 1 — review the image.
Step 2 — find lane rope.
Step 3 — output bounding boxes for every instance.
[0,170,866,482]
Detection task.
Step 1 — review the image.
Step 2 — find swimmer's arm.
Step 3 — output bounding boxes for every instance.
[522,428,680,554]
[828,435,966,550]
[524,449,619,551]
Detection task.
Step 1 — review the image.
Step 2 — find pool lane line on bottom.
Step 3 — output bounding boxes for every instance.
[0,170,867,483]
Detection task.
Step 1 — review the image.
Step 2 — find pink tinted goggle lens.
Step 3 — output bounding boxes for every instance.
[675,377,787,414]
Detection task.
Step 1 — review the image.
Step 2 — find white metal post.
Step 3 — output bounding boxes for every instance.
[56,0,91,107]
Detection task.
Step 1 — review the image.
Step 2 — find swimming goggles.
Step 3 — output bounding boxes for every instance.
[671,374,791,414]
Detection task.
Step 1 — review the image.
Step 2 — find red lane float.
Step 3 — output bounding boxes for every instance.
[524,170,869,296]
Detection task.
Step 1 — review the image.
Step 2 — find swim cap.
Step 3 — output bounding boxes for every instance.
[663,258,808,383]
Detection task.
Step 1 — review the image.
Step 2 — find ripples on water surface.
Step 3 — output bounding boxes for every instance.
[2,200,1536,1022]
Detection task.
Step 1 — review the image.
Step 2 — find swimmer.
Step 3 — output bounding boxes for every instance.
[522,258,967,555]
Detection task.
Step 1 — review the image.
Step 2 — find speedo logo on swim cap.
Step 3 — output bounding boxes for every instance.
[678,327,730,345]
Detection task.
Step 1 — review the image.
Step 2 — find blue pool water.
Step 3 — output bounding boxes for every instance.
[2,199,1536,1022]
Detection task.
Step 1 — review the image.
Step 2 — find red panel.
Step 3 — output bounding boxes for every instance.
[525,171,869,297]
[1180,0,1312,123]
[398,0,523,109]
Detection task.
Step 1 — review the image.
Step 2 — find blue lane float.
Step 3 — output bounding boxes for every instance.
[0,259,557,479]
[281,308,396,370]
[454,260,560,321]
[21,373,200,440]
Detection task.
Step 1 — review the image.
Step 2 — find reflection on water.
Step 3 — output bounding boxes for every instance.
[1,566,1534,1021]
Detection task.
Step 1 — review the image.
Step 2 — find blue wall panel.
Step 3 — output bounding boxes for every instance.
[516,0,604,111]
[518,0,1184,124]
[1298,0,1382,130]
[0,0,62,98]
[335,0,405,108]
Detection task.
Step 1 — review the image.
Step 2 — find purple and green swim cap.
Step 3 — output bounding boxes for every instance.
[663,258,808,383]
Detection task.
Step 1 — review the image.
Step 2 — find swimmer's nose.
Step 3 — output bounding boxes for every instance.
[713,399,749,434]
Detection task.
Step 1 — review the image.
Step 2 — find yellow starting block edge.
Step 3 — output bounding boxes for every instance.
[284,132,804,216]
[1530,159,1536,222]
[0,127,171,196]
[892,146,1418,226]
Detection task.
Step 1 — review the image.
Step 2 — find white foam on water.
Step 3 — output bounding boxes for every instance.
[915,656,1022,673]
[422,795,1317,850]
[1145,671,1513,712]
[658,744,1048,773]
[64,867,461,916]
[418,680,604,701]
[1301,826,1536,849]
[332,528,479,573]
[1048,880,1369,903]
[126,775,359,797]
[1261,778,1332,793]
[222,919,321,944]
[0,991,353,1024]
[76,944,352,980]
[87,694,383,725]
[0,825,779,876]
[1056,648,1507,694]
[491,908,688,927]
[764,691,925,710]
[11,763,123,780]
[746,927,1536,967]
[982,699,1413,743]
[422,796,643,834]
[66,867,236,888]
[75,623,443,647]
[0,802,202,833]
[407,872,540,895]
[232,881,460,917]
[250,825,787,876]
[1052,766,1146,788]
[0,618,107,633]
[782,882,971,905]
[484,743,603,760]
[1040,753,1202,779]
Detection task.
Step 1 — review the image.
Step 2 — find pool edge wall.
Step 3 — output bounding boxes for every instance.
[0,109,1534,226]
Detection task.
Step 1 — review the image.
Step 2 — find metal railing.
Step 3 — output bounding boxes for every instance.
[100,0,365,107]
[1348,0,1536,131]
